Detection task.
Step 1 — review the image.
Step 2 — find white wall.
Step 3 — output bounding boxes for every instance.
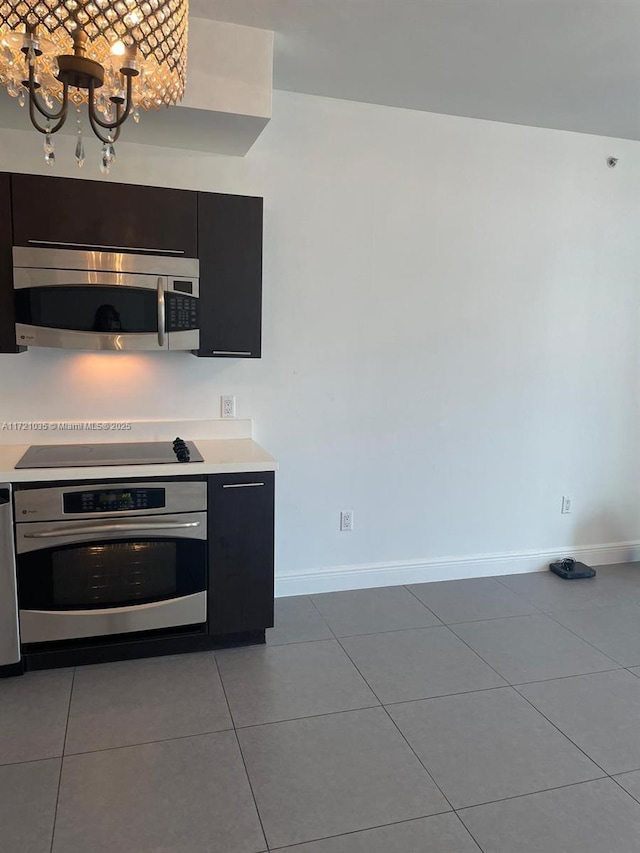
[1,90,639,593]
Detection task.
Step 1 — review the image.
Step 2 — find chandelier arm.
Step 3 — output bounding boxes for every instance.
[87,74,133,132]
[28,81,69,134]
[112,101,123,142]
[86,108,117,145]
[86,90,122,145]
[27,63,68,122]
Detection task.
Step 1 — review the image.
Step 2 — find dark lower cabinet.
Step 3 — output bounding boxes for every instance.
[207,471,275,636]
[197,192,263,358]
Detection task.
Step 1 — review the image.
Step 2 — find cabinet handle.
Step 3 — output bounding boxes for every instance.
[222,483,265,489]
[212,351,253,356]
[28,239,186,255]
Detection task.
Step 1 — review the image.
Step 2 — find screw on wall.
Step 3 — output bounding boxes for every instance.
[606,157,619,168]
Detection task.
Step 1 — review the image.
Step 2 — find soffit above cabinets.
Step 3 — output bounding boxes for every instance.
[0,18,274,156]
[191,0,640,142]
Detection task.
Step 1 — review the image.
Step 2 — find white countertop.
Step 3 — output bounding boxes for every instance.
[0,438,277,483]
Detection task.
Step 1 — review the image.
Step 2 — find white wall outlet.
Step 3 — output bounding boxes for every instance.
[340,510,354,531]
[221,395,236,419]
[561,495,574,514]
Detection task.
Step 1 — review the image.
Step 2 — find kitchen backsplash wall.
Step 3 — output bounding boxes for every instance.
[0,90,639,586]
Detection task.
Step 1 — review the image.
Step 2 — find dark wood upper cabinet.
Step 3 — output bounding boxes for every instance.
[11,173,197,257]
[207,472,275,636]
[0,174,263,357]
[197,192,263,358]
[0,174,22,353]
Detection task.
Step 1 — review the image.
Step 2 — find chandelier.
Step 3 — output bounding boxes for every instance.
[0,1,188,172]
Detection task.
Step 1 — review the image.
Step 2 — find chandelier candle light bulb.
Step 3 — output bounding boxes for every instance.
[0,0,188,170]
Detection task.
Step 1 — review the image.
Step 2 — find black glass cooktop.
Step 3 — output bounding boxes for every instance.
[15,439,204,469]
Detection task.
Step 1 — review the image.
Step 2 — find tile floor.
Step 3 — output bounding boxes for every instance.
[3,563,640,851]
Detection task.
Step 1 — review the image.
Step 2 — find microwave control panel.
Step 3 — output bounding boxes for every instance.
[166,291,198,332]
[63,488,166,514]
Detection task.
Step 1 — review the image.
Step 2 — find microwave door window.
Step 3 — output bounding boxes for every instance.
[15,286,159,334]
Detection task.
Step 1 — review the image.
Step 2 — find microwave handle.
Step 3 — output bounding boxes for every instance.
[157,277,166,347]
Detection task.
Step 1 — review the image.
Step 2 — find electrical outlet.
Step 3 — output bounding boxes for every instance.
[340,510,354,532]
[561,495,573,514]
[221,395,236,419]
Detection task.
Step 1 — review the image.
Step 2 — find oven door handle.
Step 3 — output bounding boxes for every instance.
[23,520,201,539]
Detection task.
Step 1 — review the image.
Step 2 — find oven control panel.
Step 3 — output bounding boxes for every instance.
[63,488,166,514]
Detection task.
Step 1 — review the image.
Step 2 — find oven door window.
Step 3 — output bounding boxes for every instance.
[15,286,159,334]
[18,537,206,611]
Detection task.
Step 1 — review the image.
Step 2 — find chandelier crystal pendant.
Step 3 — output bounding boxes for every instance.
[0,1,188,172]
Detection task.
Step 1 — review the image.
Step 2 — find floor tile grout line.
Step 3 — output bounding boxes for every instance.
[493,575,534,591]
[510,683,612,778]
[442,623,616,778]
[314,595,523,708]
[507,666,623,688]
[0,754,71,769]
[331,632,458,817]
[309,587,441,627]
[58,726,236,759]
[36,696,640,775]
[297,623,449,641]
[416,610,540,628]
[445,616,619,681]
[49,666,75,853]
[264,809,458,852]
[533,607,633,668]
[492,572,640,616]
[449,810,486,853]
[427,621,511,687]
[466,575,553,614]
[378,673,628,710]
[266,635,338,648]
[270,596,388,720]
[454,774,615,814]
[398,585,443,622]
[380,703,457,811]
[382,692,609,818]
[306,596,341,640]
[402,581,545,625]
[610,774,640,806]
[300,605,640,643]
[211,653,270,853]
[232,700,383,731]
[58,650,236,758]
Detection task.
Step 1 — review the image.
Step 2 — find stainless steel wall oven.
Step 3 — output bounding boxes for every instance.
[14,480,207,645]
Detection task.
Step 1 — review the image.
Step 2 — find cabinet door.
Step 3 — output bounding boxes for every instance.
[207,472,274,636]
[0,173,22,353]
[11,173,197,257]
[197,192,263,358]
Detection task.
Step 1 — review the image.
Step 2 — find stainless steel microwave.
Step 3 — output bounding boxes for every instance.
[13,246,200,352]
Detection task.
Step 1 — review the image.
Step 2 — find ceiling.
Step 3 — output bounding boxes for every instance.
[190,0,640,141]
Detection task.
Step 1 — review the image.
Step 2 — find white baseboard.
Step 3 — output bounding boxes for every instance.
[275,540,640,597]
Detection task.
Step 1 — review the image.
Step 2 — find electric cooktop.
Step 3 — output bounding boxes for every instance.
[14,438,204,469]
